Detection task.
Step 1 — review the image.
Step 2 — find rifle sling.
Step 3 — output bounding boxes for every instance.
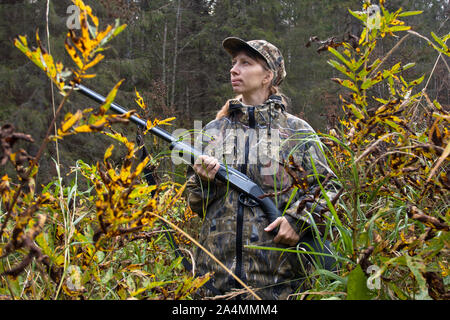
[234,107,256,297]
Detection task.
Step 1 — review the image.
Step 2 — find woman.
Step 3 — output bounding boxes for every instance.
[185,37,337,299]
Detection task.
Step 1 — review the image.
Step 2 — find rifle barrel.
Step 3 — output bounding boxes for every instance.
[74,83,280,223]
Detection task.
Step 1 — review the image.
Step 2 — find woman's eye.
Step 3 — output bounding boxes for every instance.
[231,59,251,67]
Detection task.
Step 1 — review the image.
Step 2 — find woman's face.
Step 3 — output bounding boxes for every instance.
[230,52,272,97]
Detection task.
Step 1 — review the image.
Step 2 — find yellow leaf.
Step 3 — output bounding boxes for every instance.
[145,119,155,133]
[135,89,147,110]
[129,185,157,199]
[157,117,176,126]
[104,145,115,163]
[99,79,124,114]
[54,255,65,266]
[104,132,134,153]
[18,35,28,47]
[120,165,131,182]
[15,32,66,92]
[347,104,365,120]
[84,53,105,70]
[134,157,150,177]
[80,73,96,79]
[61,110,83,132]
[93,25,113,48]
[121,263,145,272]
[72,0,98,27]
[90,117,107,129]
[74,124,93,133]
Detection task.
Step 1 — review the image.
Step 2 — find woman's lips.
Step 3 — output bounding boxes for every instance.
[231,79,242,86]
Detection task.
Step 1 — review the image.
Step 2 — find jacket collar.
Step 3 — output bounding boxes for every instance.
[229,95,285,127]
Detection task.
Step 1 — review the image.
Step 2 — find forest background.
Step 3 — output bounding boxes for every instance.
[0,0,448,186]
[0,0,448,301]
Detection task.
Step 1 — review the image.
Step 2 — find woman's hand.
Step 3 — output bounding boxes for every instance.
[264,217,299,246]
[193,155,220,181]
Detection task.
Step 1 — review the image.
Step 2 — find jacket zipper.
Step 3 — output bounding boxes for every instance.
[235,107,255,294]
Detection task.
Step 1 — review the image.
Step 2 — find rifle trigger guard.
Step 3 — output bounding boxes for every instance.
[238,193,258,208]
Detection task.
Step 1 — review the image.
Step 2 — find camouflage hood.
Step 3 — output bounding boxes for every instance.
[227,95,286,127]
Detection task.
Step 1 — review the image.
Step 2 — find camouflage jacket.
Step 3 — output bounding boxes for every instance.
[185,96,338,299]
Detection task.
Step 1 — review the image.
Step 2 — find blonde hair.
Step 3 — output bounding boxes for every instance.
[215,86,288,119]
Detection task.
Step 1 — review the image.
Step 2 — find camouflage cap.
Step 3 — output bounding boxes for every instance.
[222,37,287,86]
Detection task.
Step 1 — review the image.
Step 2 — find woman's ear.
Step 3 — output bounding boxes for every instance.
[263,70,274,86]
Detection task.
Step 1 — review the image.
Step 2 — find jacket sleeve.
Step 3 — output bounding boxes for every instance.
[184,119,225,219]
[185,166,224,219]
[280,119,340,237]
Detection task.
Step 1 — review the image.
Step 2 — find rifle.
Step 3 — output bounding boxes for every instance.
[75,83,281,224]
[74,83,338,272]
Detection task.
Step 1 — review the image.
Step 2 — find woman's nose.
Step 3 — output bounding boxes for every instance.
[230,63,239,75]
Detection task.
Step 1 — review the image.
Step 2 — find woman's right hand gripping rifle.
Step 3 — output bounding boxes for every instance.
[192,155,221,181]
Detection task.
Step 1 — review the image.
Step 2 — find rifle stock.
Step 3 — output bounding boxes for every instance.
[75,83,282,224]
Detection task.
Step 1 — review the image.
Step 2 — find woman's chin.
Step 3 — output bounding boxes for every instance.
[232,86,244,94]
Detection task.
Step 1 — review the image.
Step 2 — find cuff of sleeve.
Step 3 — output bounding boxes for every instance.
[194,173,225,199]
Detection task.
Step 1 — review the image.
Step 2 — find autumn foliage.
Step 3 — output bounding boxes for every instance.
[306,1,449,300]
[1,0,208,299]
[0,0,448,300]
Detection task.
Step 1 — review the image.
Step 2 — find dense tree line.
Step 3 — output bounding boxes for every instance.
[0,0,448,185]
